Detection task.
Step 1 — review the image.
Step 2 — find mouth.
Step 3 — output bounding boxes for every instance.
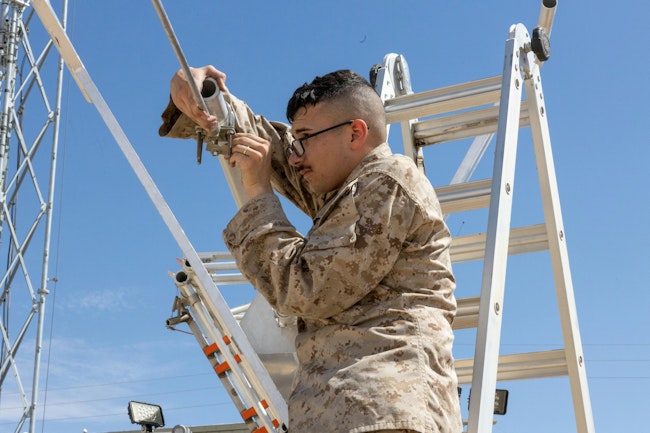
[298,166,312,177]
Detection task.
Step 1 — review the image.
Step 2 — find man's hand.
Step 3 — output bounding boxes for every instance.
[229,133,274,200]
[170,65,228,131]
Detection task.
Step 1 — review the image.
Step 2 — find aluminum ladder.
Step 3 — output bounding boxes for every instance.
[370,2,595,432]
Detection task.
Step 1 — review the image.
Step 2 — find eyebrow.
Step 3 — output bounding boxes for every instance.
[290,126,312,136]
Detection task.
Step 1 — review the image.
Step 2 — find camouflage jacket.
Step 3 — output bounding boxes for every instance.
[160,93,462,433]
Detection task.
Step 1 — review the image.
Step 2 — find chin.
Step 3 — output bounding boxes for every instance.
[307,185,327,195]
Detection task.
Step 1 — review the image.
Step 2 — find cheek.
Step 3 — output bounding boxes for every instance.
[323,164,350,192]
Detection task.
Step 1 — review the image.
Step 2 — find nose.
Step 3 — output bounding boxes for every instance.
[288,150,303,167]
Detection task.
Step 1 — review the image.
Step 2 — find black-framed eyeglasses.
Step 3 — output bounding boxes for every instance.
[286,120,354,158]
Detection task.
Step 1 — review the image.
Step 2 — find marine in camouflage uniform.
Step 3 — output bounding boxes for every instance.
[160,68,462,433]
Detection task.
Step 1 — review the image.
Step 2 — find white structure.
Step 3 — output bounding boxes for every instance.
[0,1,67,433]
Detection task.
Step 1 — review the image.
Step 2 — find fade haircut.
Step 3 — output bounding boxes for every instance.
[286,70,386,141]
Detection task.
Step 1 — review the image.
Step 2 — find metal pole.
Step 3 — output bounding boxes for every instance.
[150,0,210,114]
[537,0,557,36]
[29,0,67,429]
[0,2,20,217]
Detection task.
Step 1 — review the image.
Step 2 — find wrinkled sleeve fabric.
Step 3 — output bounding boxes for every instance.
[224,167,422,321]
[158,93,323,218]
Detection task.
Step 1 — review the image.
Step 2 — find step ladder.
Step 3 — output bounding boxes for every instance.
[175,2,596,433]
[369,2,595,433]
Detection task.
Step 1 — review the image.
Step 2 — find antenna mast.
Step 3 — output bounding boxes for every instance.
[0,1,66,432]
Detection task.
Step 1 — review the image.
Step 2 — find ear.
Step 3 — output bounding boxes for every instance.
[349,119,369,150]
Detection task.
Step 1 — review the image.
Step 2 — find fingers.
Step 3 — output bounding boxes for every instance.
[229,143,255,168]
[233,144,252,158]
[203,66,229,93]
[228,135,274,199]
[170,66,227,130]
[229,145,256,168]
[232,142,258,160]
[189,106,218,131]
[228,134,269,167]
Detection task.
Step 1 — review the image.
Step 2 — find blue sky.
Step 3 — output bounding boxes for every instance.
[0,1,647,432]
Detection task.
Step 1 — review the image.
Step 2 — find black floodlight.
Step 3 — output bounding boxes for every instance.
[467,388,510,415]
[128,400,165,432]
[493,389,509,415]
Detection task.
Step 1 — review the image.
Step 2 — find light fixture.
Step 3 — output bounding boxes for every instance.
[493,389,509,415]
[127,401,165,432]
[466,388,509,415]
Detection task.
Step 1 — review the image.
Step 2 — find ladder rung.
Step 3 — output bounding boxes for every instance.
[203,342,219,356]
[455,349,569,385]
[201,183,494,282]
[241,405,258,421]
[437,179,492,214]
[226,295,479,330]
[204,223,549,283]
[453,296,480,330]
[451,224,549,263]
[413,103,531,147]
[203,260,239,272]
[213,273,249,285]
[384,75,502,124]
[197,251,233,261]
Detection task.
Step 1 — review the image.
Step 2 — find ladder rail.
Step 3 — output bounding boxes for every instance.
[373,54,424,169]
[173,270,286,432]
[466,24,528,433]
[169,301,255,427]
[526,65,595,433]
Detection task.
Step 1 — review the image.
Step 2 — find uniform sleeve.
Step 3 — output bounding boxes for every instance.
[158,93,324,218]
[224,172,419,320]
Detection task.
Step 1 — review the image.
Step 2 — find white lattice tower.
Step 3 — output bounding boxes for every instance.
[0,1,66,433]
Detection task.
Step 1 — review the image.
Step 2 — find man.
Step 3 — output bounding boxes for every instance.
[160,65,462,433]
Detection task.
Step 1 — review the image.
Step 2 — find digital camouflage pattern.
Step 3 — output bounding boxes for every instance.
[160,94,462,433]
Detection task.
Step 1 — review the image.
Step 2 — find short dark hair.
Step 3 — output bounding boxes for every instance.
[286,70,376,122]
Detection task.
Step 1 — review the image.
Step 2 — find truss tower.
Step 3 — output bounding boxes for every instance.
[0,1,66,433]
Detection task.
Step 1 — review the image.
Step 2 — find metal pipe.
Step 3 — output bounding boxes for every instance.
[537,0,557,36]
[29,0,68,430]
[0,3,20,212]
[150,0,209,115]
[202,78,231,125]
[151,0,231,130]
